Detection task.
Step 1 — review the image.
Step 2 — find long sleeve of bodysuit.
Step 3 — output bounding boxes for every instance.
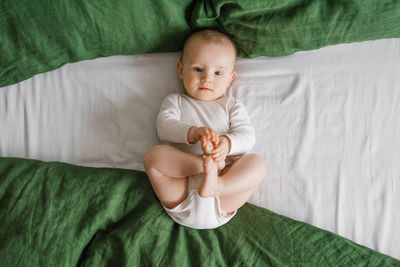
[224,98,255,156]
[156,94,192,144]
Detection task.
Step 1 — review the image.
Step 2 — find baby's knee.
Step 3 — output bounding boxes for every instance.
[247,153,267,180]
[143,145,168,170]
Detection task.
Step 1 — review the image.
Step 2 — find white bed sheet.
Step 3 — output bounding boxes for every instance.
[1,38,399,259]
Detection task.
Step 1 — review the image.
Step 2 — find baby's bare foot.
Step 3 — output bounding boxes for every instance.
[198,156,219,198]
[216,159,226,171]
[201,139,214,155]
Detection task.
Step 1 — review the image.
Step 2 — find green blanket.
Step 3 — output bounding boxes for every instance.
[1,0,400,87]
[0,157,398,266]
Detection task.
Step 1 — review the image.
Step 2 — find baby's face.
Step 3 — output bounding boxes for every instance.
[177,37,236,102]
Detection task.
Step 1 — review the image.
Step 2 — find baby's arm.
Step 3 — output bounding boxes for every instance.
[224,98,256,156]
[157,94,193,144]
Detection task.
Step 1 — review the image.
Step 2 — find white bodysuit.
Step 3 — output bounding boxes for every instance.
[156,92,256,229]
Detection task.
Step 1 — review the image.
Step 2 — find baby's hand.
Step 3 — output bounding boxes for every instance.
[200,135,216,155]
[210,136,231,162]
[188,126,219,145]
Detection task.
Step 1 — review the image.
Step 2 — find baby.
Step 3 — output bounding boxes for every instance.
[143,29,266,229]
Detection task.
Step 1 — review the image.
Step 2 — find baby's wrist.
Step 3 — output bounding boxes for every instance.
[221,135,231,153]
[187,126,198,144]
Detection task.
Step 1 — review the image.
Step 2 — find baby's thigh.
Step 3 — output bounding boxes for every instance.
[220,164,232,176]
[144,144,203,176]
[219,187,257,214]
[148,167,188,209]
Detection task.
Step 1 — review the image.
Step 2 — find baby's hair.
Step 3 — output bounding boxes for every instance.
[181,29,237,61]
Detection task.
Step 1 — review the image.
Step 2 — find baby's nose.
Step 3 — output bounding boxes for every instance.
[201,75,212,84]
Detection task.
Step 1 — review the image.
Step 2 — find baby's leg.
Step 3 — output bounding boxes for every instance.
[201,139,225,170]
[217,154,266,213]
[198,156,219,198]
[143,145,203,208]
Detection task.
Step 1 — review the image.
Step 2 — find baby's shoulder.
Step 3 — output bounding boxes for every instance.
[163,92,183,100]
[161,92,186,105]
[223,96,243,109]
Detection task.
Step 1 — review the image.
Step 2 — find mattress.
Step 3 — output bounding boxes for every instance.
[1,38,399,259]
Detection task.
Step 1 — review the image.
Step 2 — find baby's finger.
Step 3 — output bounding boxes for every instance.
[213,154,226,163]
[213,146,223,154]
[207,130,215,142]
[205,128,215,141]
[213,141,219,148]
[212,150,225,159]
[215,142,226,151]
[214,132,220,144]
[201,133,210,141]
[202,128,210,138]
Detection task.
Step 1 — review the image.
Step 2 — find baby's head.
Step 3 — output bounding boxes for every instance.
[177,29,237,102]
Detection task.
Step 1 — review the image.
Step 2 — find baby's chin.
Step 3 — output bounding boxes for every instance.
[185,91,224,102]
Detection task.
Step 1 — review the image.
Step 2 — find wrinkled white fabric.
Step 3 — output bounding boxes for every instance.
[1,38,399,258]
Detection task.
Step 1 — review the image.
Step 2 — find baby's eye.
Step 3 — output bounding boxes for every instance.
[215,71,223,76]
[194,67,203,72]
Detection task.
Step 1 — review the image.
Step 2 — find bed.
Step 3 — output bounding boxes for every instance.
[1,0,400,265]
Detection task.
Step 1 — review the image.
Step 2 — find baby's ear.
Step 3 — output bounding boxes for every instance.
[228,70,236,88]
[177,61,183,79]
[231,70,236,81]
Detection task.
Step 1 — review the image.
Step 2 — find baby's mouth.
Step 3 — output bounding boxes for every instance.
[199,87,213,91]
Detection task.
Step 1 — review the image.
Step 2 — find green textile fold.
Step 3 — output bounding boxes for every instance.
[1,0,400,87]
[0,157,398,266]
[0,0,192,87]
[191,0,400,57]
